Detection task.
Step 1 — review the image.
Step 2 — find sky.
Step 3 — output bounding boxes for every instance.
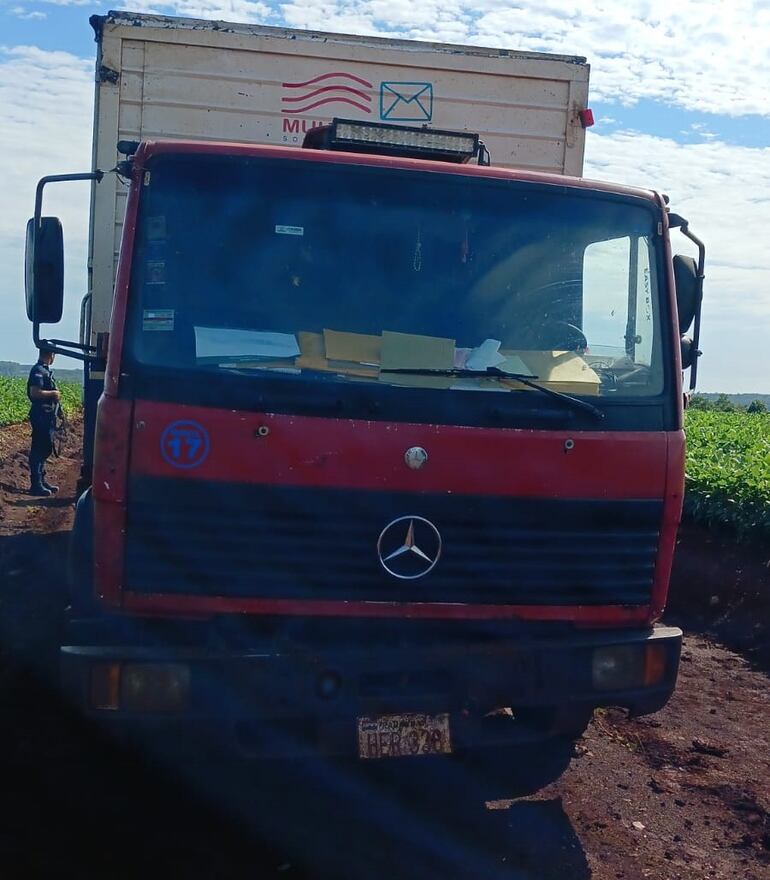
[1,0,769,392]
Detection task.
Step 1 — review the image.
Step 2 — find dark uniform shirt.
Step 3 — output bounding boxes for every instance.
[27,361,57,417]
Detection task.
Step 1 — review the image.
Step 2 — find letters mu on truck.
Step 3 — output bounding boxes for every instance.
[24,12,705,789]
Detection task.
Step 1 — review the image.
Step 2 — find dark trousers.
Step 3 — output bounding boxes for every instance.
[29,410,54,488]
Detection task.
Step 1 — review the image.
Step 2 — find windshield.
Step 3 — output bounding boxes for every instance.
[126,154,666,398]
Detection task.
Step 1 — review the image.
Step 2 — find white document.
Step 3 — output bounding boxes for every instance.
[195,326,300,360]
[465,338,507,371]
[498,354,532,375]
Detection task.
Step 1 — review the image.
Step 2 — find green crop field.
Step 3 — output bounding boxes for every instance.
[0,376,82,428]
[685,410,770,542]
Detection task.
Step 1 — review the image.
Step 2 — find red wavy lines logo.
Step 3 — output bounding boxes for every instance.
[281,71,373,115]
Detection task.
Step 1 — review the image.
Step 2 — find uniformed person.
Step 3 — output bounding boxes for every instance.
[27,347,61,497]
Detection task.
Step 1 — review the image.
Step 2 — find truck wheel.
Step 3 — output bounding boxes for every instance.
[463,736,576,800]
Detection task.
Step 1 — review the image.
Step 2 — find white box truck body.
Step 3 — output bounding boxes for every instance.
[87,11,591,341]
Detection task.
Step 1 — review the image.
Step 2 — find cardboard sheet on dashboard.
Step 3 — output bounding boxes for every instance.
[503,350,600,395]
[295,330,378,378]
[379,331,455,389]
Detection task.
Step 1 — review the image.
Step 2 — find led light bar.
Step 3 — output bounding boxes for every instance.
[303,118,485,164]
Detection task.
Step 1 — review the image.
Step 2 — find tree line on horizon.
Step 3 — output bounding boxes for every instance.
[689,394,768,414]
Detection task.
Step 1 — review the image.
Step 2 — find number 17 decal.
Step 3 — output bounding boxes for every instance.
[160,420,210,469]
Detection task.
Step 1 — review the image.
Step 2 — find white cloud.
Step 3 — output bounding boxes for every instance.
[0,45,93,363]
[115,0,273,22]
[275,0,770,119]
[7,1,770,116]
[586,130,770,391]
[8,7,47,19]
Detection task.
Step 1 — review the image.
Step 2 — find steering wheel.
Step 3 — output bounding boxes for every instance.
[516,318,587,353]
[511,280,588,352]
[537,321,588,353]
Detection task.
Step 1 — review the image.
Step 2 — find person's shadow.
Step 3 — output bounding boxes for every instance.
[9,495,74,508]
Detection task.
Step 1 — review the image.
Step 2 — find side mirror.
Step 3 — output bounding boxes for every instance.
[680,335,700,370]
[673,254,698,333]
[25,216,64,324]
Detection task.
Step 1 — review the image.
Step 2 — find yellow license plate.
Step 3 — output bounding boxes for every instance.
[357,713,452,759]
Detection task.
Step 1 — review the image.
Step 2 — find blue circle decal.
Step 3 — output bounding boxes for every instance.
[160,420,210,469]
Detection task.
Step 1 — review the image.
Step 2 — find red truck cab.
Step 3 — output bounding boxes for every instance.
[29,121,704,793]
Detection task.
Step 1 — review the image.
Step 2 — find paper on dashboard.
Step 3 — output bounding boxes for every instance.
[380,331,454,370]
[380,331,455,389]
[323,329,381,365]
[497,353,531,375]
[195,326,300,361]
[296,330,377,378]
[465,338,507,371]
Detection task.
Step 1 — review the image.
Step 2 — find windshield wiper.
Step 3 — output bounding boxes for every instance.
[380,367,605,420]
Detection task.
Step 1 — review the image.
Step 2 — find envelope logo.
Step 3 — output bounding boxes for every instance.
[380,82,433,122]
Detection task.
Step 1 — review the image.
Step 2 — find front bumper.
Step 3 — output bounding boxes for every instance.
[61,623,681,756]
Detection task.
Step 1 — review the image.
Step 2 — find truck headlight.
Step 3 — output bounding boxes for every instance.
[122,663,190,712]
[592,644,668,691]
[592,645,644,690]
[90,662,191,712]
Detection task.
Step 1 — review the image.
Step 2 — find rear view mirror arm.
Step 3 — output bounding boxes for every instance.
[33,170,105,230]
[670,215,706,390]
[31,170,105,362]
[678,224,705,390]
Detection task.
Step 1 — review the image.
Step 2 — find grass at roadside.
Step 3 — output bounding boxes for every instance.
[0,376,82,427]
[685,410,770,543]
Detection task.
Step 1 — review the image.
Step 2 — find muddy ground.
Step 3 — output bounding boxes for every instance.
[0,417,769,879]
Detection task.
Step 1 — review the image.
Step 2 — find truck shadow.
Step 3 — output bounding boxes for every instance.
[1,714,592,878]
[150,747,593,879]
[0,530,591,878]
[0,530,69,676]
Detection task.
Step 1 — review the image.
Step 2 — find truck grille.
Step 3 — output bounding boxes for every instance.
[125,478,661,606]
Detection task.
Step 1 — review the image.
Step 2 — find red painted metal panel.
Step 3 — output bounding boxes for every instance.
[649,429,685,622]
[660,193,685,430]
[134,139,661,205]
[92,395,133,608]
[122,591,651,624]
[105,158,141,399]
[131,401,669,499]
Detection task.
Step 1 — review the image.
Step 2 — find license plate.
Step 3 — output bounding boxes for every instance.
[357,712,452,759]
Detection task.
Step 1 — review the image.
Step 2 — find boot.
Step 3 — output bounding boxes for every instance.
[29,461,52,497]
[41,472,59,494]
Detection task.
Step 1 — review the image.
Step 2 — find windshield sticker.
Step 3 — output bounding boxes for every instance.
[275,225,304,236]
[160,420,210,470]
[146,261,166,285]
[146,215,167,240]
[143,309,175,332]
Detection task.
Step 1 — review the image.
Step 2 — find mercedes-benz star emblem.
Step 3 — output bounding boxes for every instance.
[377,516,442,580]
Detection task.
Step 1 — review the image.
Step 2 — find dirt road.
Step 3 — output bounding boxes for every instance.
[1,418,769,879]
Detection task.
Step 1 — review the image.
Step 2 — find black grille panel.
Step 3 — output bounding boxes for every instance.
[125,479,661,606]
